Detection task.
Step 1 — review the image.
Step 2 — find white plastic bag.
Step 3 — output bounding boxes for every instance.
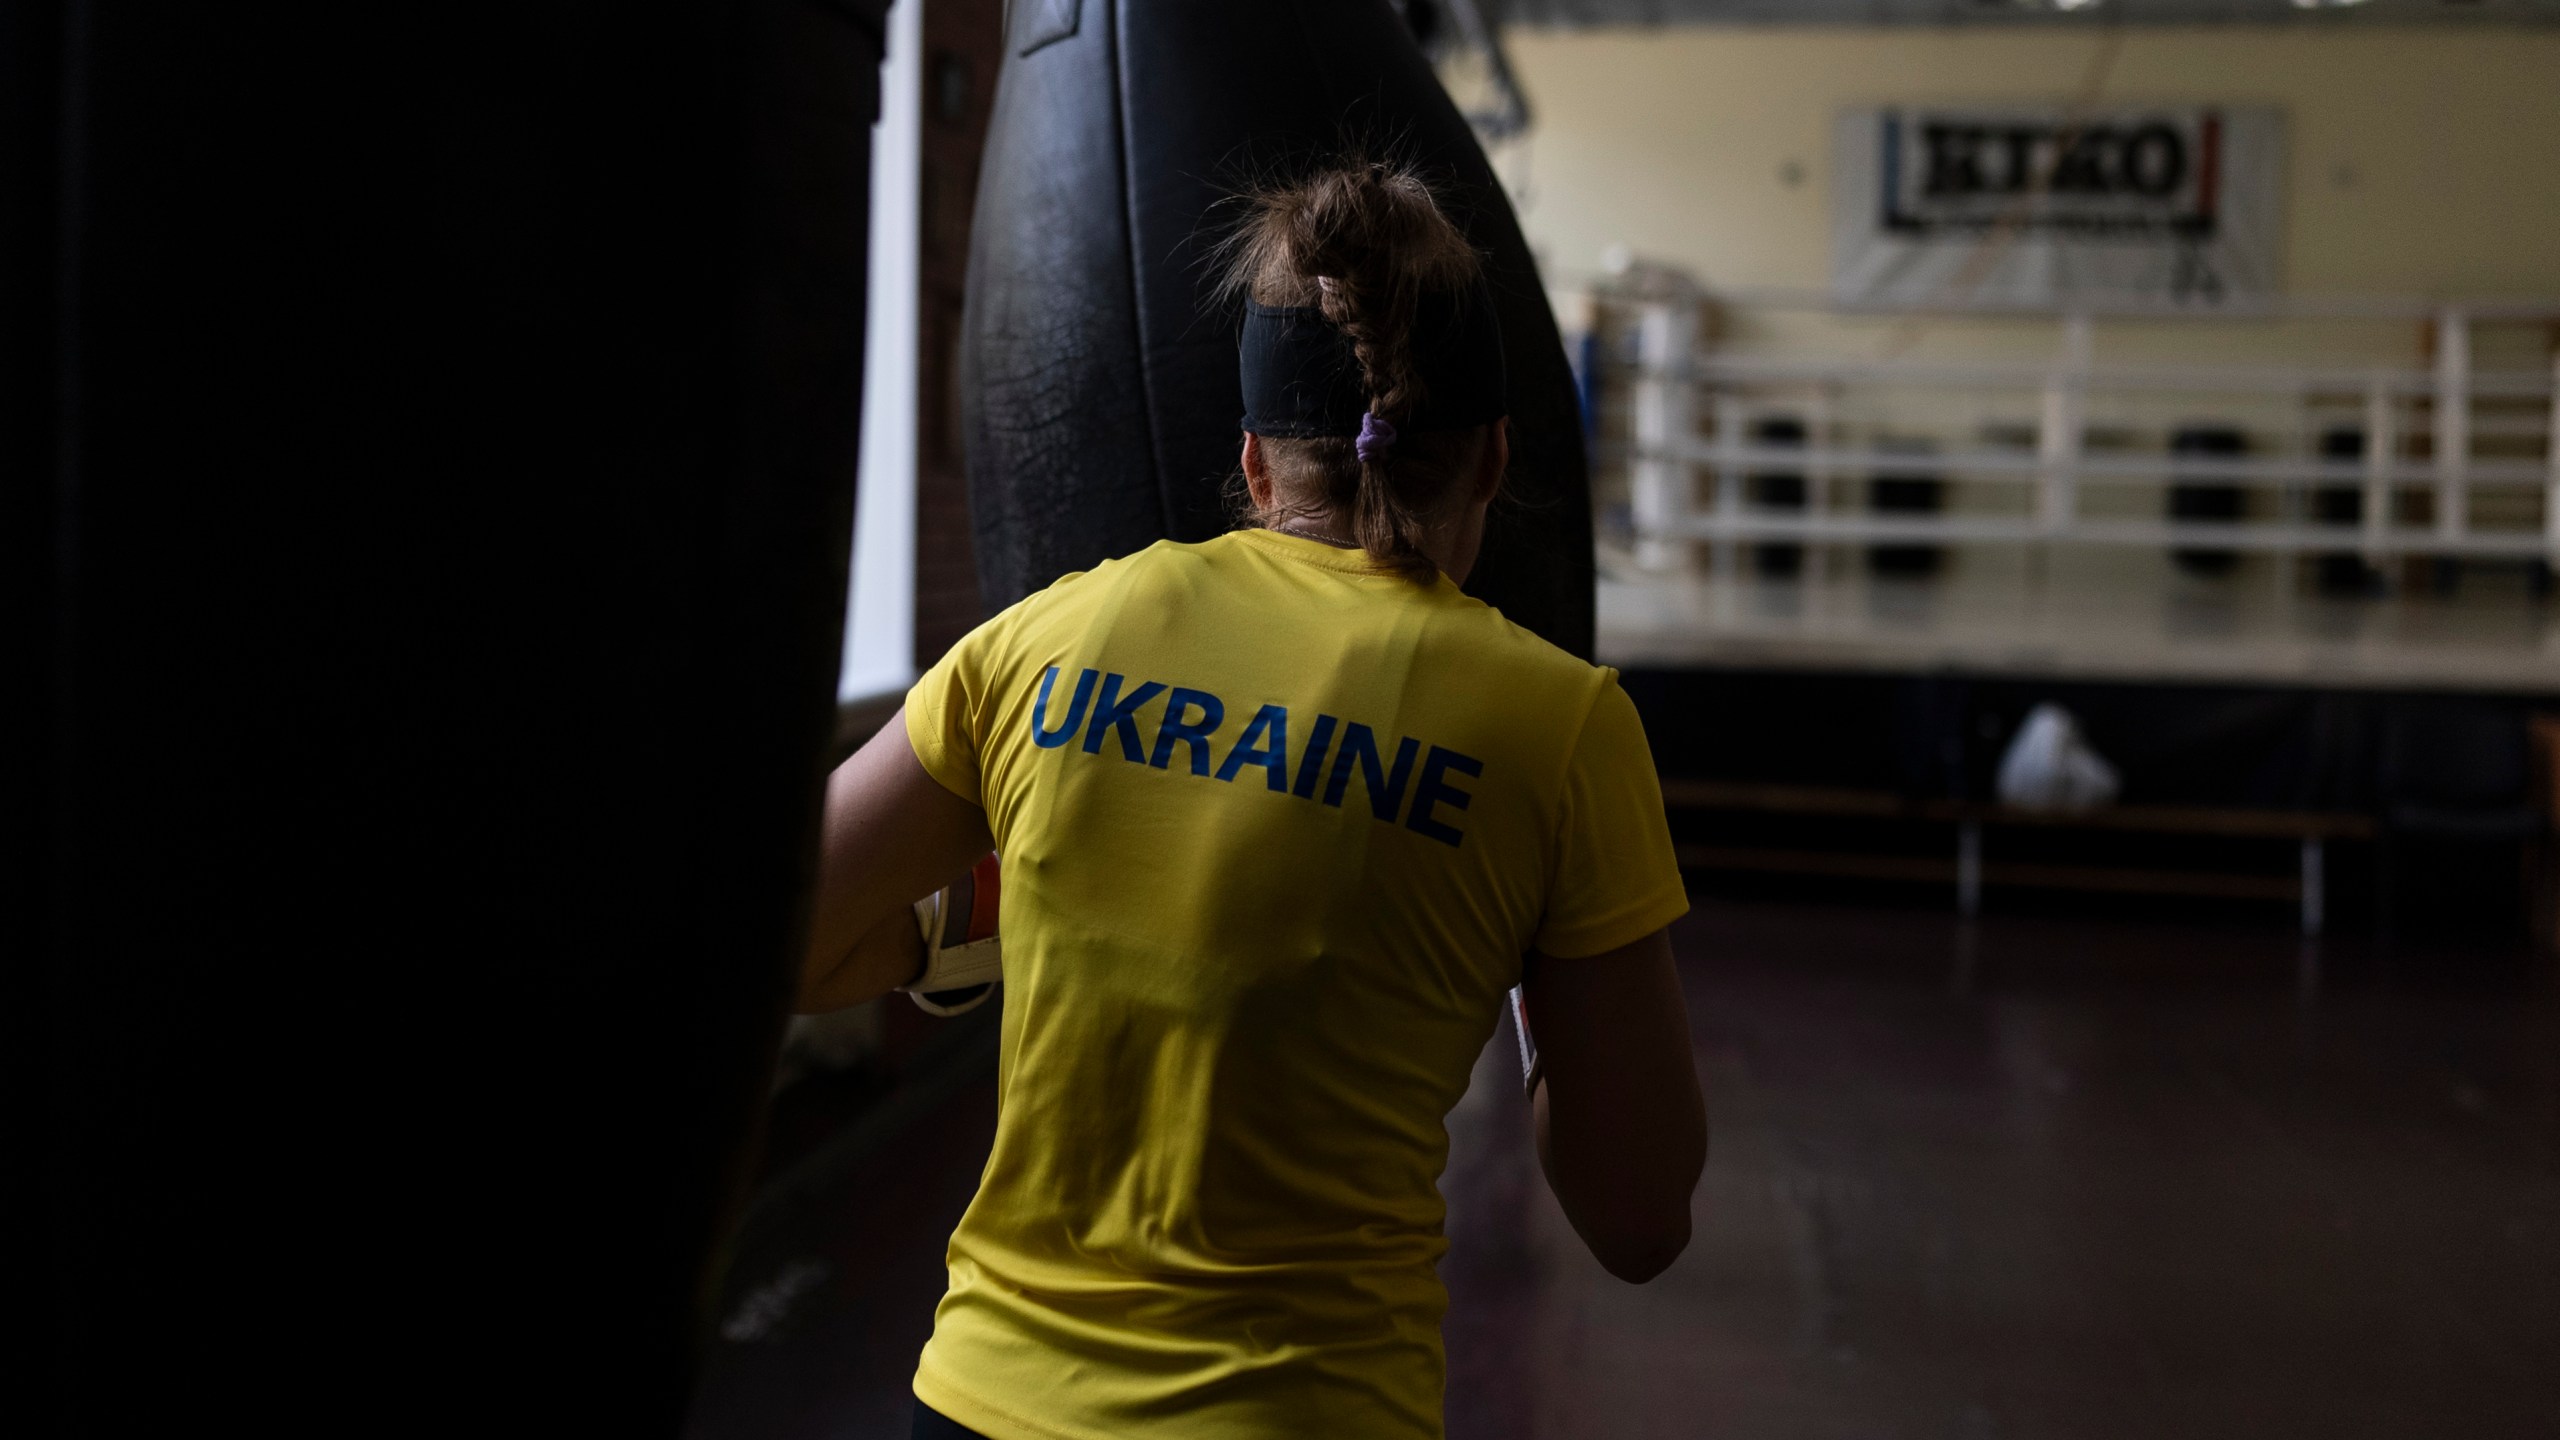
[1995,703,2120,813]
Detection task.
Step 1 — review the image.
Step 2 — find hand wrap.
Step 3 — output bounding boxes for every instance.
[1510,984,1542,1096]
[902,853,1002,1016]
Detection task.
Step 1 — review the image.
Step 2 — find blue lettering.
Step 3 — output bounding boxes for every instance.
[1149,687,1226,775]
[1030,666,1097,749]
[1405,745,1483,847]
[1322,723,1420,821]
[1214,704,1291,790]
[1037,669,1467,841]
[1081,673,1167,762]
[1291,714,1340,799]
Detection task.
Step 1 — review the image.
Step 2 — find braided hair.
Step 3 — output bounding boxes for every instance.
[1220,158,1494,580]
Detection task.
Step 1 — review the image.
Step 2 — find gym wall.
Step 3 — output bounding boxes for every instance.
[1505,22,2560,593]
[1502,24,2560,352]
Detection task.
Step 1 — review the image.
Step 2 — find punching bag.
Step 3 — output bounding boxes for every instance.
[962,0,1595,658]
[10,2,883,1432]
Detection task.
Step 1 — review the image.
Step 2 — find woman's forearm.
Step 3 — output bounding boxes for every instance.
[796,903,923,1013]
[799,708,995,1011]
[1524,930,1708,1283]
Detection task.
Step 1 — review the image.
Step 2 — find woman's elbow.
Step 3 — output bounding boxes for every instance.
[1596,1123,1709,1282]
[1588,1202,1695,1284]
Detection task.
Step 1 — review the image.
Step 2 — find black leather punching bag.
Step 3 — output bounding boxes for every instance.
[9,2,882,1432]
[963,0,1595,658]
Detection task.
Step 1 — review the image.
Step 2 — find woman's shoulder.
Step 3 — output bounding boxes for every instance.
[986,543,1165,618]
[1434,590,1613,690]
[1007,533,1611,692]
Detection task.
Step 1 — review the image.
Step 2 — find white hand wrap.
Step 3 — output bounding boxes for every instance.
[901,872,1002,1016]
[1510,984,1542,1096]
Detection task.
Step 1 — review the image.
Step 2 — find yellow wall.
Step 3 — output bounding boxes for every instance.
[1504,25,2560,301]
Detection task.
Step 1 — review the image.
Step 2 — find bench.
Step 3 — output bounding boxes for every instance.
[1660,780,2378,936]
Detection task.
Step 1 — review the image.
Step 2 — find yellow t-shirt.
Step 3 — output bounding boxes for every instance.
[903,528,1686,1440]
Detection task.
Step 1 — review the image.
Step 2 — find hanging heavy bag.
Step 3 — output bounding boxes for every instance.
[961,0,1594,660]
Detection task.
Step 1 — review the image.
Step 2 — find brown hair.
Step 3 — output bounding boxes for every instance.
[1217,158,1496,580]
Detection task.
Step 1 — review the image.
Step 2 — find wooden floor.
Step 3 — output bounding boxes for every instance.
[687,898,2560,1440]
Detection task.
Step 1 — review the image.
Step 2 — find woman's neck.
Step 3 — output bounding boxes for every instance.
[1265,507,1485,586]
[1269,518,1358,549]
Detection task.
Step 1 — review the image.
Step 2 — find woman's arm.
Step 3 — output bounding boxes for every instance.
[798,707,996,1013]
[1524,927,1707,1283]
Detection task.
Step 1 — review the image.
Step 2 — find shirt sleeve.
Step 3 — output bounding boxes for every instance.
[1532,672,1689,959]
[903,621,999,808]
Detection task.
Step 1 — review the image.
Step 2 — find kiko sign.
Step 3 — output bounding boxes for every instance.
[1832,104,2285,310]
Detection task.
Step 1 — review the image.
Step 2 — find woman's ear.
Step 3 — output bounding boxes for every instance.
[1241,432,1275,510]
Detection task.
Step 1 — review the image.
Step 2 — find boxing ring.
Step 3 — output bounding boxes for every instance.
[1586,283,2560,694]
[1562,282,2560,930]
[1596,564,2560,695]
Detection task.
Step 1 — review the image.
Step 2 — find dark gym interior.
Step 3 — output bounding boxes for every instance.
[16,2,2558,1437]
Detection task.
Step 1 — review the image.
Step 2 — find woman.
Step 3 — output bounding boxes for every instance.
[799,160,1707,1440]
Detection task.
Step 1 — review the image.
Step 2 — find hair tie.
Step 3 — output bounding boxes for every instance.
[1355,413,1398,465]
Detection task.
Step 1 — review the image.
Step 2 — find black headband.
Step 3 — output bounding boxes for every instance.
[1237,282,1508,440]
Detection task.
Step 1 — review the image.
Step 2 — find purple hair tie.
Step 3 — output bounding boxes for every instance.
[1355,413,1398,465]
